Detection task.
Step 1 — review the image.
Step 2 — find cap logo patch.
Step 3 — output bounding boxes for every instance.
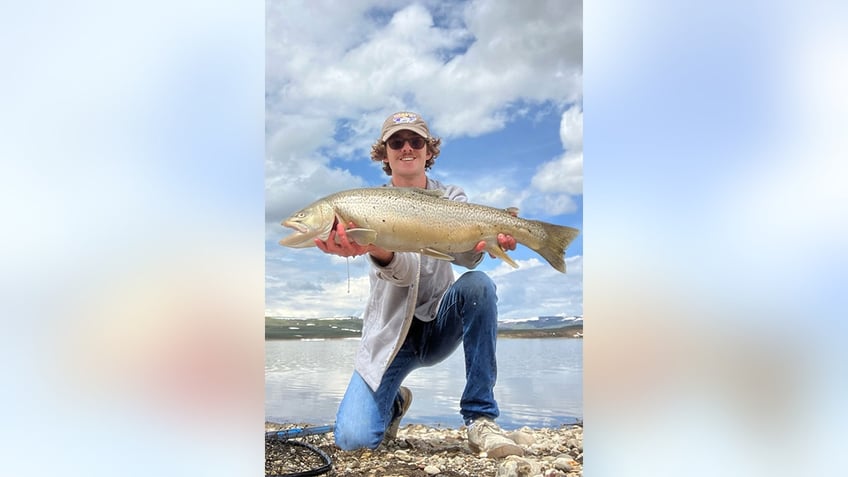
[392,112,418,124]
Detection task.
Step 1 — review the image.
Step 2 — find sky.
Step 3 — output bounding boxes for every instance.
[265,0,584,320]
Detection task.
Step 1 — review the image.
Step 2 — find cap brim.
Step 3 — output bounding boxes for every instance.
[381,124,430,142]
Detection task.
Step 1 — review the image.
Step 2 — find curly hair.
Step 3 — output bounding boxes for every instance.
[370,136,442,176]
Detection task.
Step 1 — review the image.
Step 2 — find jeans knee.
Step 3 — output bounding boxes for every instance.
[333,423,383,451]
[457,271,496,298]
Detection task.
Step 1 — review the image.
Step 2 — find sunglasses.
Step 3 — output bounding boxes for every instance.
[386,137,427,150]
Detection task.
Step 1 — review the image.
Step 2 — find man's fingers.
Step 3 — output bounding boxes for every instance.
[314,238,328,251]
[335,223,349,245]
[498,233,516,251]
[320,221,370,257]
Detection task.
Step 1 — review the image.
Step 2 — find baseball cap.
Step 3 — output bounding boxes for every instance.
[380,111,431,142]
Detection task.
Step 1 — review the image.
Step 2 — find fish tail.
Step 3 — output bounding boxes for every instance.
[530,221,580,273]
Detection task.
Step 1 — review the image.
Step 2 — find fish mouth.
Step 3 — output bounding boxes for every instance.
[282,220,308,233]
[278,221,313,247]
[279,217,337,248]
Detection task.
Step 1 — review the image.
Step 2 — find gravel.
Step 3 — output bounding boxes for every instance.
[266,421,583,477]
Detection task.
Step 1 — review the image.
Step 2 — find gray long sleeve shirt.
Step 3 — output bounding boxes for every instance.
[355,177,484,391]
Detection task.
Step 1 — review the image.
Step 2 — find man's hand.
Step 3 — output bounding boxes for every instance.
[474,207,518,258]
[314,221,369,257]
[314,221,394,265]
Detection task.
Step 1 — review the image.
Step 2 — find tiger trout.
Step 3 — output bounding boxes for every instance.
[278,187,580,273]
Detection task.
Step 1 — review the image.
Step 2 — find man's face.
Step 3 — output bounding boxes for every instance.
[384,131,432,178]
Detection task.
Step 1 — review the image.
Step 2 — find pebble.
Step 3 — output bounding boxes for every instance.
[554,456,575,472]
[507,430,536,447]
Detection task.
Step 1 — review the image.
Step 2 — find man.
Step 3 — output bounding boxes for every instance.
[315,111,523,458]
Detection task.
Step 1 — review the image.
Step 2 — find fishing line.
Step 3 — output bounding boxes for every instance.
[265,424,335,477]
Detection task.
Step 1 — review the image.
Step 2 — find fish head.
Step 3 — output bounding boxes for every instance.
[278,200,336,248]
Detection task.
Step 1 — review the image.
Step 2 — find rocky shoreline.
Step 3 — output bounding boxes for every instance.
[266,421,583,477]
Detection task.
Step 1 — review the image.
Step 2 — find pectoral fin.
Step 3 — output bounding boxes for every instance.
[346,228,378,245]
[421,248,456,261]
[487,245,519,269]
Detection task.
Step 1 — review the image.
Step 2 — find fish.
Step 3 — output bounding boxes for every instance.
[278,187,580,273]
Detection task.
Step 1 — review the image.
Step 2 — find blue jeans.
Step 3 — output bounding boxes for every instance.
[334,271,500,450]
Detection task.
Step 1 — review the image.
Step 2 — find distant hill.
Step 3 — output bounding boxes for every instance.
[497,315,583,338]
[264,317,362,340]
[265,315,582,340]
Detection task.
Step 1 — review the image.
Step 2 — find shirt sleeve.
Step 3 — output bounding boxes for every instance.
[368,251,419,286]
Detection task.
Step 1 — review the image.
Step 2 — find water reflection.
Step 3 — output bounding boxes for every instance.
[265,338,582,429]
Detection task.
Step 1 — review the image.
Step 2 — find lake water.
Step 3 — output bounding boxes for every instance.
[265,338,582,430]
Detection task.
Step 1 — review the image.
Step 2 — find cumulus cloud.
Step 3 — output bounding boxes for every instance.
[265,0,582,147]
[489,256,583,318]
[528,106,583,214]
[560,105,584,152]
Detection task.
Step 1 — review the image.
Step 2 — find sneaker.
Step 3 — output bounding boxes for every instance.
[467,417,524,458]
[385,386,413,440]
